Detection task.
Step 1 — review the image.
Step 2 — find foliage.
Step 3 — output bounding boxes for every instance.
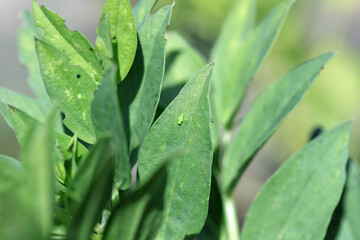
[0,0,358,239]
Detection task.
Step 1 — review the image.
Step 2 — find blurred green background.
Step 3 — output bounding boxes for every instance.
[1,0,359,225]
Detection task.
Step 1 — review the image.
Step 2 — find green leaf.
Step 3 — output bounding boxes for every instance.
[222,52,335,193]
[330,160,360,240]
[67,139,114,240]
[138,63,214,239]
[210,0,255,66]
[96,0,137,81]
[67,139,113,214]
[104,165,167,240]
[160,31,206,108]
[0,104,88,190]
[32,1,103,83]
[241,121,352,240]
[0,87,49,123]
[36,40,97,144]
[95,12,113,73]
[0,156,36,240]
[18,10,49,100]
[0,156,22,193]
[119,5,172,165]
[132,0,159,28]
[211,0,293,126]
[91,67,131,189]
[197,175,227,240]
[22,107,58,239]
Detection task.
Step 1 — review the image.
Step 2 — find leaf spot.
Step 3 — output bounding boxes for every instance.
[76,74,81,79]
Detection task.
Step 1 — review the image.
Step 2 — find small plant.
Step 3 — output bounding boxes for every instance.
[0,0,358,240]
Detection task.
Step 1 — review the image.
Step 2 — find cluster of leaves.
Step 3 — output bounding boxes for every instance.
[0,0,359,239]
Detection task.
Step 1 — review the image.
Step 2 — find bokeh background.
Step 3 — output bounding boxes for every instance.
[1,0,360,226]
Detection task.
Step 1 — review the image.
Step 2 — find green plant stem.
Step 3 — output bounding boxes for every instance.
[223,194,240,240]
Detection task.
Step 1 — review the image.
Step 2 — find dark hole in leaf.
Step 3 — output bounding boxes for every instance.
[77,74,81,79]
[112,36,116,40]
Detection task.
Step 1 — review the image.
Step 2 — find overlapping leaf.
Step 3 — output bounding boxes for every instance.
[222,52,334,193]
[160,31,206,108]
[91,67,131,189]
[32,1,103,82]
[241,121,352,240]
[21,108,57,239]
[67,139,114,240]
[211,0,293,126]
[138,63,214,239]
[17,10,49,100]
[104,165,167,240]
[132,0,159,28]
[329,160,360,240]
[119,5,172,164]
[96,0,137,81]
[0,87,49,124]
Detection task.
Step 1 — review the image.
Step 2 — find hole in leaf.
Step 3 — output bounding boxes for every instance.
[77,74,81,79]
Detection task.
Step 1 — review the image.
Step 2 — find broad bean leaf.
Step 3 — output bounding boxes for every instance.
[22,107,57,239]
[3,106,88,184]
[119,5,172,165]
[211,0,294,126]
[138,63,214,239]
[197,175,226,240]
[330,160,360,240]
[241,121,352,240]
[132,0,159,28]
[36,40,97,144]
[91,67,131,189]
[104,165,167,240]
[160,31,206,108]
[96,0,137,81]
[0,156,35,240]
[32,1,103,83]
[18,10,49,100]
[0,156,22,193]
[67,139,114,240]
[0,87,49,124]
[67,139,113,215]
[222,52,335,193]
[95,12,113,73]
